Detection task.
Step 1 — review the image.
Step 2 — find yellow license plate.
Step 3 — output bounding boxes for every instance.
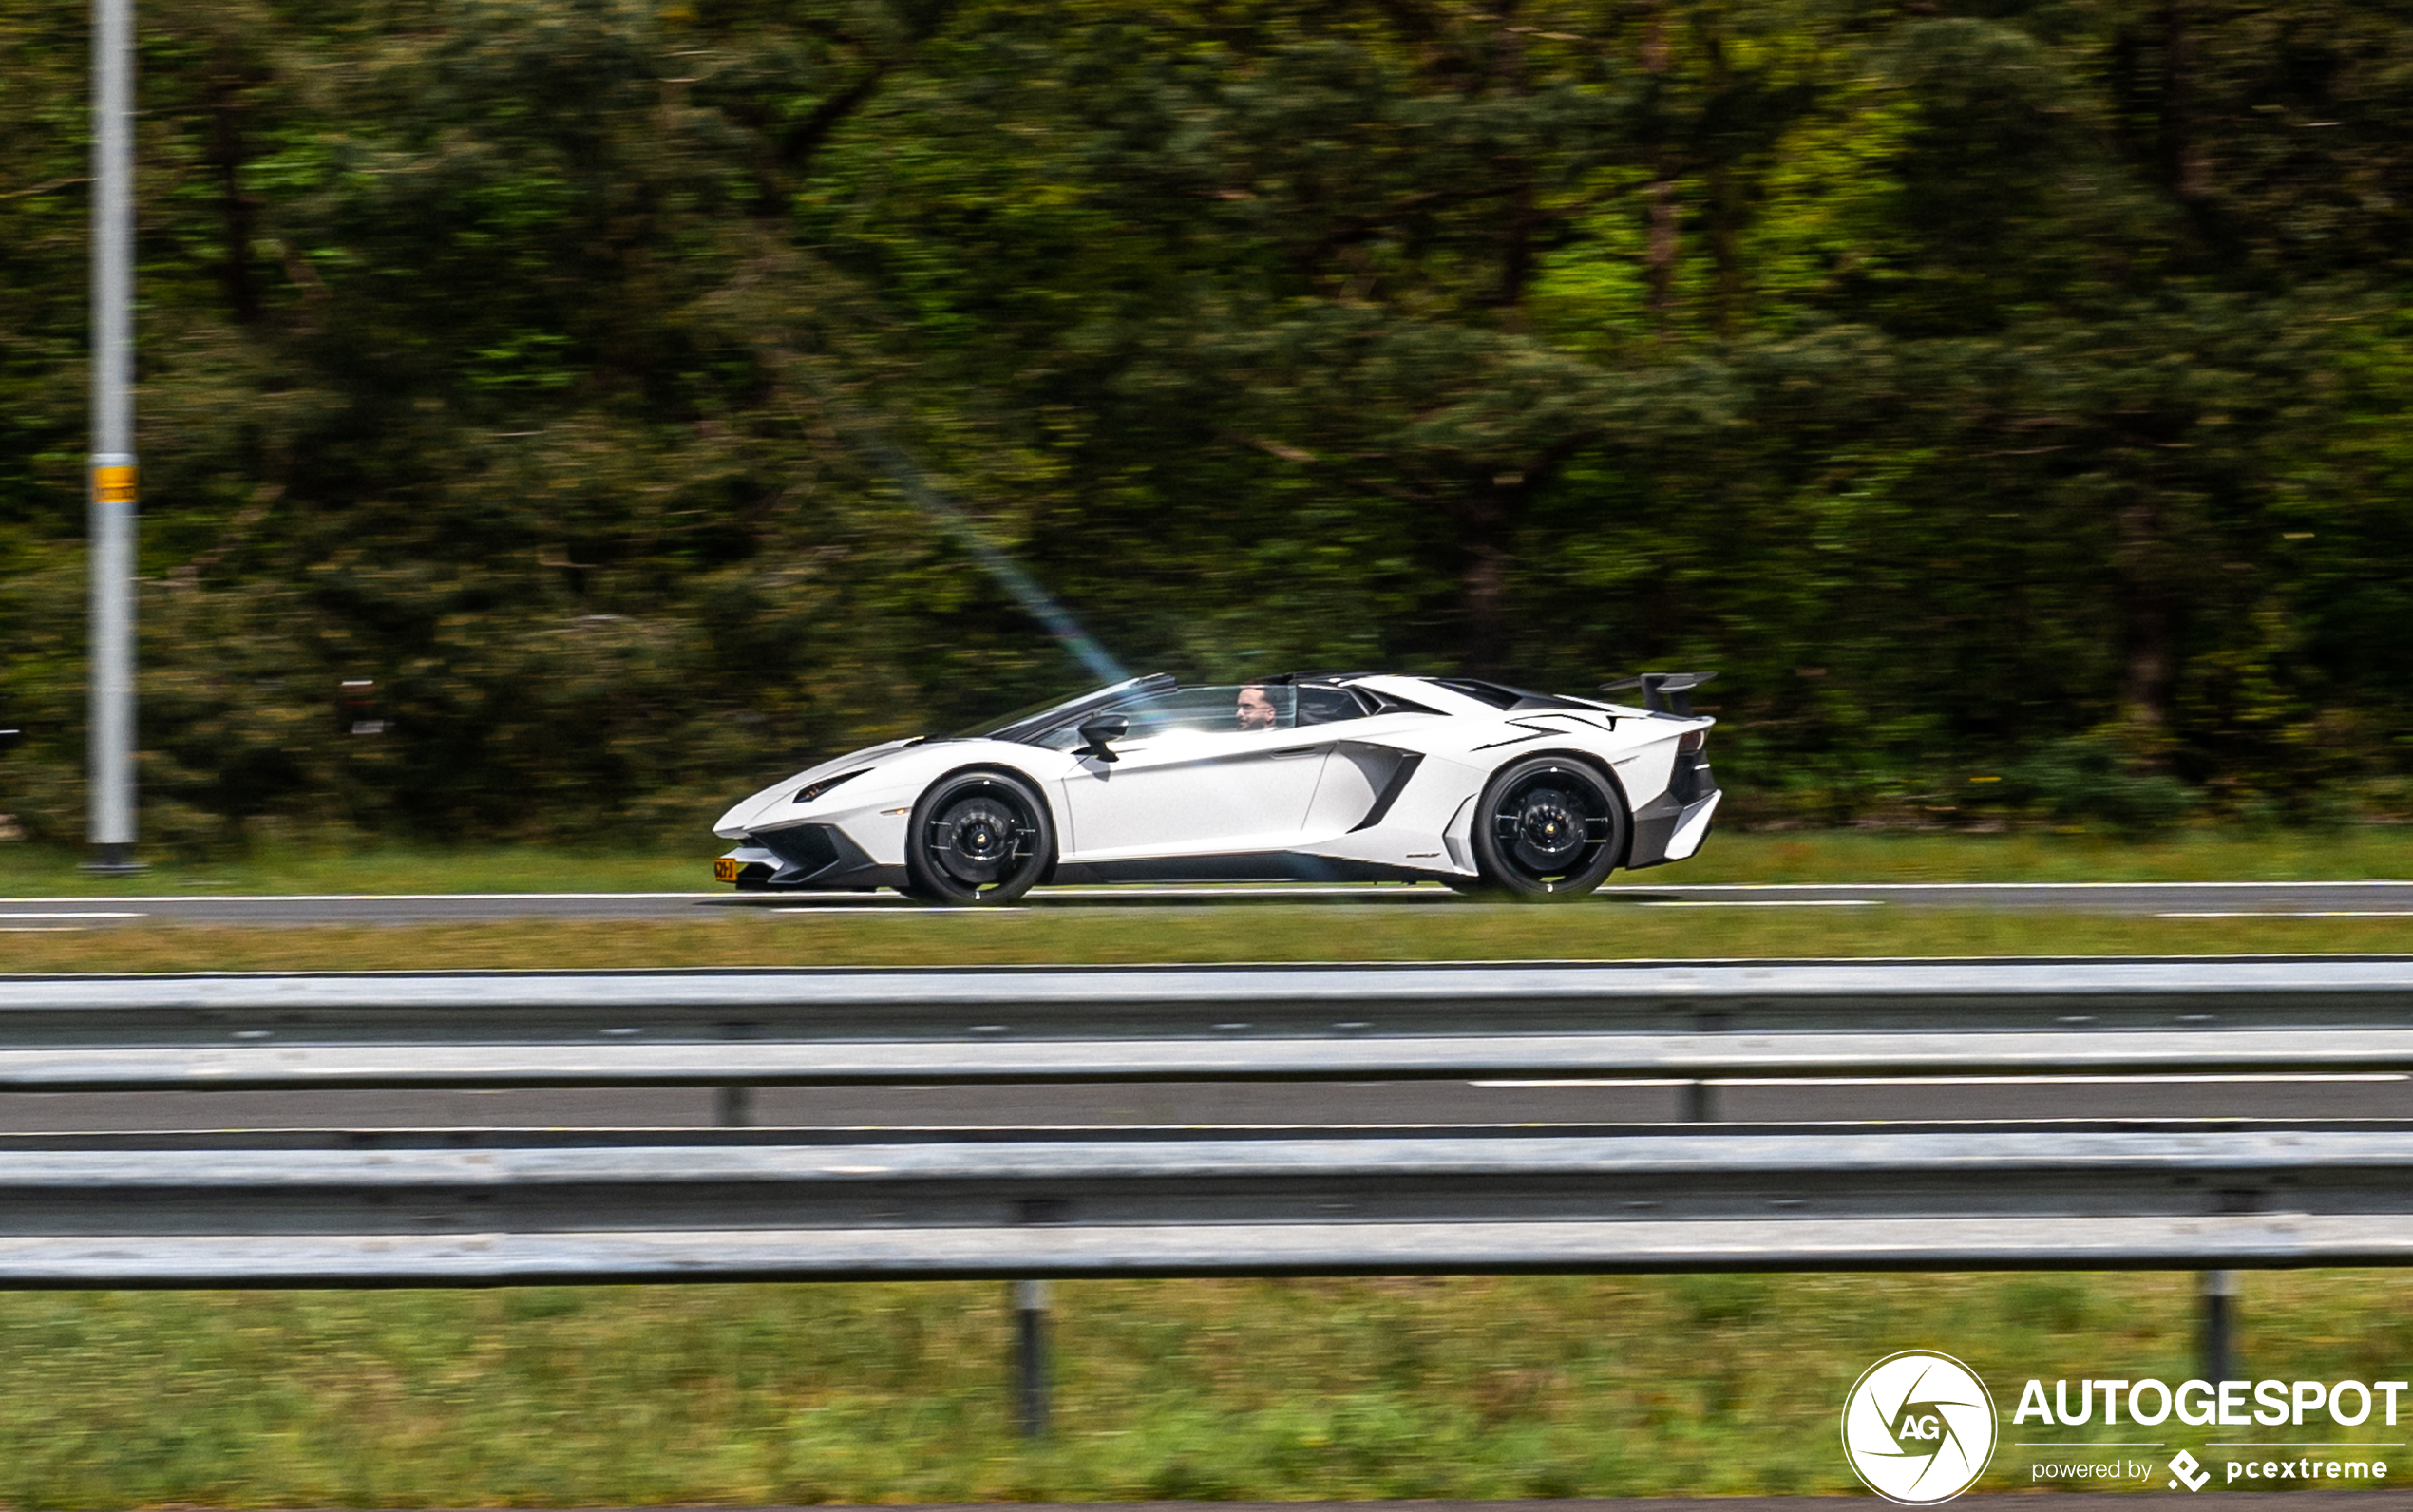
[712,857,743,883]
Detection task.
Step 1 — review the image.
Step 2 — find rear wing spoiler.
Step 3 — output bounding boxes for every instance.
[1600,671,1716,718]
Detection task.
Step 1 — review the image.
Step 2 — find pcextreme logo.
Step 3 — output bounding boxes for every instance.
[1842,1351,2000,1504]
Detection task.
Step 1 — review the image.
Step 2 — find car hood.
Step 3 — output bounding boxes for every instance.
[712,738,927,837]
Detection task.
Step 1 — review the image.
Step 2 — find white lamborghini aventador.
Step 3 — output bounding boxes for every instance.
[712,671,1720,902]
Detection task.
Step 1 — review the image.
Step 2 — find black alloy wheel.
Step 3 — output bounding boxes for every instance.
[1468,755,1626,900]
[902,770,1055,904]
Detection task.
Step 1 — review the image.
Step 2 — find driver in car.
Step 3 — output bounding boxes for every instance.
[1236,684,1278,731]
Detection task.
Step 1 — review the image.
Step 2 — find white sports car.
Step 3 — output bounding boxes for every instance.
[712,671,1720,902]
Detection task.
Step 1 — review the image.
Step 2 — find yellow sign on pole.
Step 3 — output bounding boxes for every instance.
[91,463,138,503]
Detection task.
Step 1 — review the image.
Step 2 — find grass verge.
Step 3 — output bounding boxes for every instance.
[0,841,707,898]
[1,1270,2406,1506]
[5,825,2413,897]
[2,906,2412,973]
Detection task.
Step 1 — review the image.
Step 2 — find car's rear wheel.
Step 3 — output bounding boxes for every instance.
[1470,756,1625,901]
[902,770,1054,904]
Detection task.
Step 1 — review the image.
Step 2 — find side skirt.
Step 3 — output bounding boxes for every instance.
[1052,852,1451,885]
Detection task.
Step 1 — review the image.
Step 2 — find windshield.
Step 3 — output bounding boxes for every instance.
[964,673,1175,745]
[1026,682,1303,750]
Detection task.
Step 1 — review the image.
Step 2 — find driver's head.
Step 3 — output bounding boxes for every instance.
[1236,684,1277,731]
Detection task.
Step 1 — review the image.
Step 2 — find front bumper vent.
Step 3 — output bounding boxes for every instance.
[744,824,880,887]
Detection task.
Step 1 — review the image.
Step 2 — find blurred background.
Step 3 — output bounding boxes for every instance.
[4,0,2412,852]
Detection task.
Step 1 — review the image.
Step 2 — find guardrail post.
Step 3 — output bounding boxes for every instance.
[715,1021,762,1126]
[714,1085,753,1127]
[2201,1270,2237,1383]
[1014,1278,1050,1438]
[1685,1010,1730,1121]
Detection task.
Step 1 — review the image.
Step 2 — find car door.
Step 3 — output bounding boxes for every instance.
[1055,686,1330,859]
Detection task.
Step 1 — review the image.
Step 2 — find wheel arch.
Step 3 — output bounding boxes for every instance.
[921,760,1064,846]
[901,761,1062,904]
[1485,747,1638,870]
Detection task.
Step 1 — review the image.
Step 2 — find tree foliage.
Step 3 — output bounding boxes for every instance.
[3,0,2412,844]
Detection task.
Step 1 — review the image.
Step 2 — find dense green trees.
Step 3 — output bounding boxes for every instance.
[3,0,2411,846]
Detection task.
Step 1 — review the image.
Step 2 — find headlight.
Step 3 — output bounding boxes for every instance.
[794,768,868,804]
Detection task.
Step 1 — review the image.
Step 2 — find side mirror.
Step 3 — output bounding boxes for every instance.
[1075,714,1128,763]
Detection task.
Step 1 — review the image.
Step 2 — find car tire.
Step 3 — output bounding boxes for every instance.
[1470,755,1626,901]
[902,769,1055,904]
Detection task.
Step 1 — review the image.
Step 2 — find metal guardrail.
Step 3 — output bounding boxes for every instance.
[3,964,2409,1282]
[16,1028,2413,1088]
[14,956,2413,1015]
[7,958,2404,1432]
[7,1125,2413,1285]
[4,959,2413,1090]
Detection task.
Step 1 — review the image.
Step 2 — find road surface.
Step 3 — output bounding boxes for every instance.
[0,1069,2404,1136]
[6,879,2413,926]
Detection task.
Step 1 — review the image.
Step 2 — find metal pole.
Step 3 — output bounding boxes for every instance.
[1014,1278,1050,1438]
[2201,1269,2237,1385]
[86,0,139,873]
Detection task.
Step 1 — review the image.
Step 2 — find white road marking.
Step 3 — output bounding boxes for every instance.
[1475,1073,2409,1087]
[2157,910,2413,918]
[2,880,2409,913]
[0,911,145,919]
[1635,898,1881,908]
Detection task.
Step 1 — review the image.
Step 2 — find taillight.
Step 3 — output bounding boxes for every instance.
[1677,729,1705,755]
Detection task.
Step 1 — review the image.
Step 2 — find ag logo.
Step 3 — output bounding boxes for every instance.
[1841,1351,1998,1504]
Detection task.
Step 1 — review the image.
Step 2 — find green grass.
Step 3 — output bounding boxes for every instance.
[1677,825,2413,883]
[0,1270,2404,1506]
[0,841,706,898]
[2,906,2412,973]
[5,824,2413,898]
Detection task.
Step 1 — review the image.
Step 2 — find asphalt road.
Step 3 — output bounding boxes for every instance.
[1,1070,2406,1135]
[8,878,2413,925]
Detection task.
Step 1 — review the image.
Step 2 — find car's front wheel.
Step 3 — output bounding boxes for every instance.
[902,770,1055,904]
[1469,756,1626,901]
